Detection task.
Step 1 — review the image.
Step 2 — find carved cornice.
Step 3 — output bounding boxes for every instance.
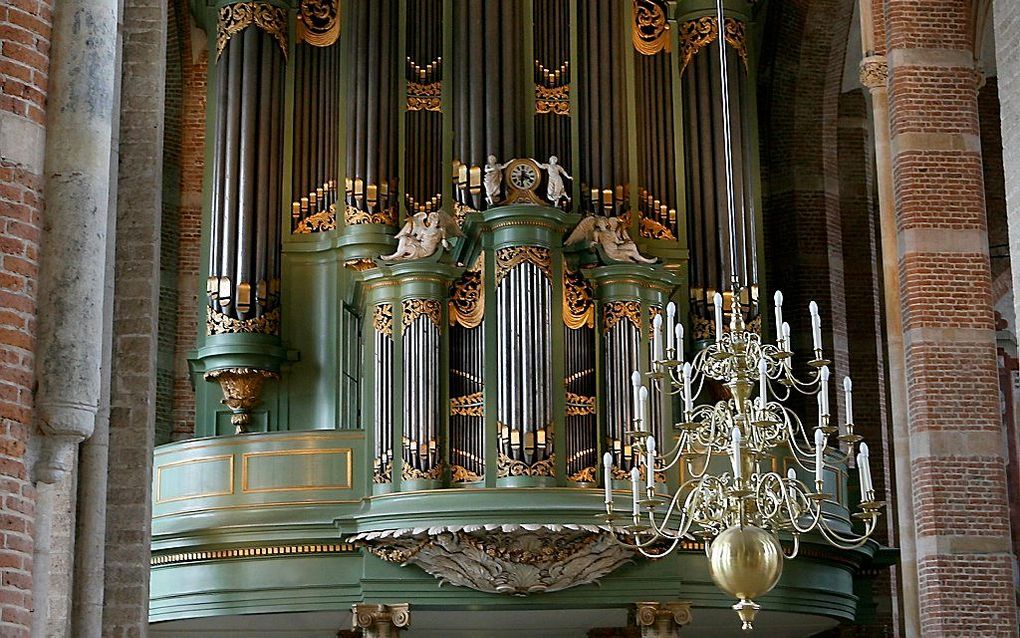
[632,0,671,55]
[678,17,747,73]
[152,543,355,566]
[859,55,888,89]
[217,2,288,59]
[297,0,340,47]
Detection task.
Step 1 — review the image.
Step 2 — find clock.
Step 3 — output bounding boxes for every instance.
[503,158,544,205]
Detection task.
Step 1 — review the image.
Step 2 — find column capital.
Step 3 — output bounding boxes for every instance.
[352,603,410,638]
[859,55,888,90]
[635,601,692,638]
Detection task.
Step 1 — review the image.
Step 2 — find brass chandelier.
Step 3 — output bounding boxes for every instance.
[600,0,883,631]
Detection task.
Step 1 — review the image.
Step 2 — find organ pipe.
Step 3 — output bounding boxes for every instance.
[372,304,395,484]
[405,0,444,216]
[449,266,485,483]
[401,299,443,481]
[602,301,642,474]
[533,0,571,203]
[563,269,596,483]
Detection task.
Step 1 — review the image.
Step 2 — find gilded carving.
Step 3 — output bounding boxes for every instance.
[450,391,484,417]
[453,201,478,226]
[568,466,597,483]
[495,246,551,284]
[402,298,442,329]
[565,392,596,417]
[204,367,279,433]
[345,203,398,226]
[535,84,570,116]
[497,452,556,478]
[449,268,484,329]
[151,543,356,567]
[402,462,444,481]
[450,464,484,483]
[692,314,713,341]
[293,207,337,233]
[217,2,288,59]
[373,303,393,337]
[632,0,671,56]
[351,525,635,595]
[639,215,676,241]
[344,258,376,272]
[207,305,281,336]
[678,17,747,73]
[407,81,442,112]
[603,301,642,332]
[297,0,340,47]
[373,458,392,484]
[563,269,595,330]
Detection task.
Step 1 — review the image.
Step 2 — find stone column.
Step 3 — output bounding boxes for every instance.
[352,603,410,638]
[885,1,1018,634]
[858,53,920,637]
[995,0,1020,370]
[634,602,691,638]
[31,0,119,636]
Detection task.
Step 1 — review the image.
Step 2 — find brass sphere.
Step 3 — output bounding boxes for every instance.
[707,524,784,601]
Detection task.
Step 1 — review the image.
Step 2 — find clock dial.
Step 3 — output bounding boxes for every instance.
[510,163,538,190]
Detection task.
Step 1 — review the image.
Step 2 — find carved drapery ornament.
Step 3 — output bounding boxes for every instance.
[297,0,340,47]
[603,300,642,332]
[217,2,288,59]
[207,305,281,336]
[858,55,888,89]
[563,269,595,329]
[495,246,552,283]
[632,0,671,56]
[449,268,484,328]
[535,84,570,115]
[373,303,393,337]
[401,298,442,330]
[497,452,556,478]
[204,367,279,433]
[351,525,634,596]
[678,17,747,73]
[635,602,693,638]
[352,603,410,638]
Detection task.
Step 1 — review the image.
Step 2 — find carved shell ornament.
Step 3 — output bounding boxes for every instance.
[351,524,634,595]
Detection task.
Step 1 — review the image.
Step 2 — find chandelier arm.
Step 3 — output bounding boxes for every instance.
[815,519,877,549]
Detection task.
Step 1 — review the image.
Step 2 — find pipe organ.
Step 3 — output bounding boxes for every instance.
[196,0,764,493]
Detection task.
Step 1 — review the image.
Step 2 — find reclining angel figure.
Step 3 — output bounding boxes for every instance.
[381,210,464,261]
[564,214,657,264]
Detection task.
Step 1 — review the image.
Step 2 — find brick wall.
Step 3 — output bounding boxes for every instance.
[0,0,50,635]
[885,0,1018,633]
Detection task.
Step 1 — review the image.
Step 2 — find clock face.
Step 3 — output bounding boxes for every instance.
[509,162,538,190]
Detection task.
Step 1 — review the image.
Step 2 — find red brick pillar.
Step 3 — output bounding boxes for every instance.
[0,1,50,635]
[886,1,1019,634]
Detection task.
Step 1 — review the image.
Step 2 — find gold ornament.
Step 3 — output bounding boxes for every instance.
[496,452,556,478]
[602,300,642,332]
[563,269,595,330]
[204,367,279,433]
[402,298,442,329]
[207,305,280,336]
[495,246,551,284]
[402,462,445,482]
[449,391,484,417]
[678,17,747,74]
[535,84,570,115]
[407,81,442,112]
[707,525,784,632]
[293,206,337,233]
[449,268,484,329]
[373,303,393,337]
[567,466,597,483]
[344,203,398,226]
[217,2,288,59]
[564,392,596,417]
[632,0,671,55]
[297,0,340,47]
[639,215,676,240]
[450,464,484,483]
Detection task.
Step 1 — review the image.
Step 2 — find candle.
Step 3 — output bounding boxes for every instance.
[774,290,784,343]
[758,358,768,407]
[682,362,693,418]
[782,322,791,352]
[814,428,826,486]
[844,376,854,428]
[646,436,657,492]
[676,324,684,362]
[786,467,798,499]
[666,302,676,354]
[652,313,664,363]
[639,386,650,432]
[631,371,642,427]
[809,301,822,353]
[819,365,830,417]
[859,442,873,498]
[630,467,641,512]
[603,452,614,505]
[714,292,724,340]
[730,427,742,480]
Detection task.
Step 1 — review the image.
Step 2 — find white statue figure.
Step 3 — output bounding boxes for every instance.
[484,154,508,206]
[565,214,657,264]
[381,210,463,261]
[536,156,572,207]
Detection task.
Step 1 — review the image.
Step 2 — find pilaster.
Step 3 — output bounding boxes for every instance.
[634,601,692,638]
[352,603,410,638]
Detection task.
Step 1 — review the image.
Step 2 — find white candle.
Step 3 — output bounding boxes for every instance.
[646,436,657,491]
[652,313,664,363]
[630,467,641,511]
[603,452,613,505]
[758,358,768,406]
[713,292,724,340]
[666,302,676,354]
[730,427,742,480]
[782,322,791,352]
[843,376,854,427]
[786,467,797,499]
[675,324,684,362]
[639,386,649,432]
[859,442,873,497]
[774,290,784,343]
[819,365,830,417]
[682,362,693,418]
[814,428,826,486]
[631,370,642,427]
[809,300,822,353]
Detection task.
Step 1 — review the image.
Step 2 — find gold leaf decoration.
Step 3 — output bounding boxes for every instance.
[563,269,595,330]
[407,81,442,112]
[373,459,392,484]
[297,0,340,47]
[568,466,597,483]
[678,17,747,74]
[497,453,556,478]
[344,204,398,226]
[450,391,484,417]
[639,215,676,240]
[373,303,393,336]
[535,84,570,115]
[495,246,551,284]
[602,300,642,332]
[565,392,595,417]
[632,0,671,55]
[450,464,484,483]
[217,2,288,59]
[402,298,442,330]
[402,462,444,481]
[294,207,337,233]
[207,306,281,336]
[449,268,484,329]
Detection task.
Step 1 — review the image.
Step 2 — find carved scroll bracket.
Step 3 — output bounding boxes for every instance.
[678,17,747,73]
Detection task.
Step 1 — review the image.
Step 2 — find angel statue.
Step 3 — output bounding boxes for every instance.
[565,214,657,264]
[484,154,508,206]
[536,156,572,207]
[381,210,464,261]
